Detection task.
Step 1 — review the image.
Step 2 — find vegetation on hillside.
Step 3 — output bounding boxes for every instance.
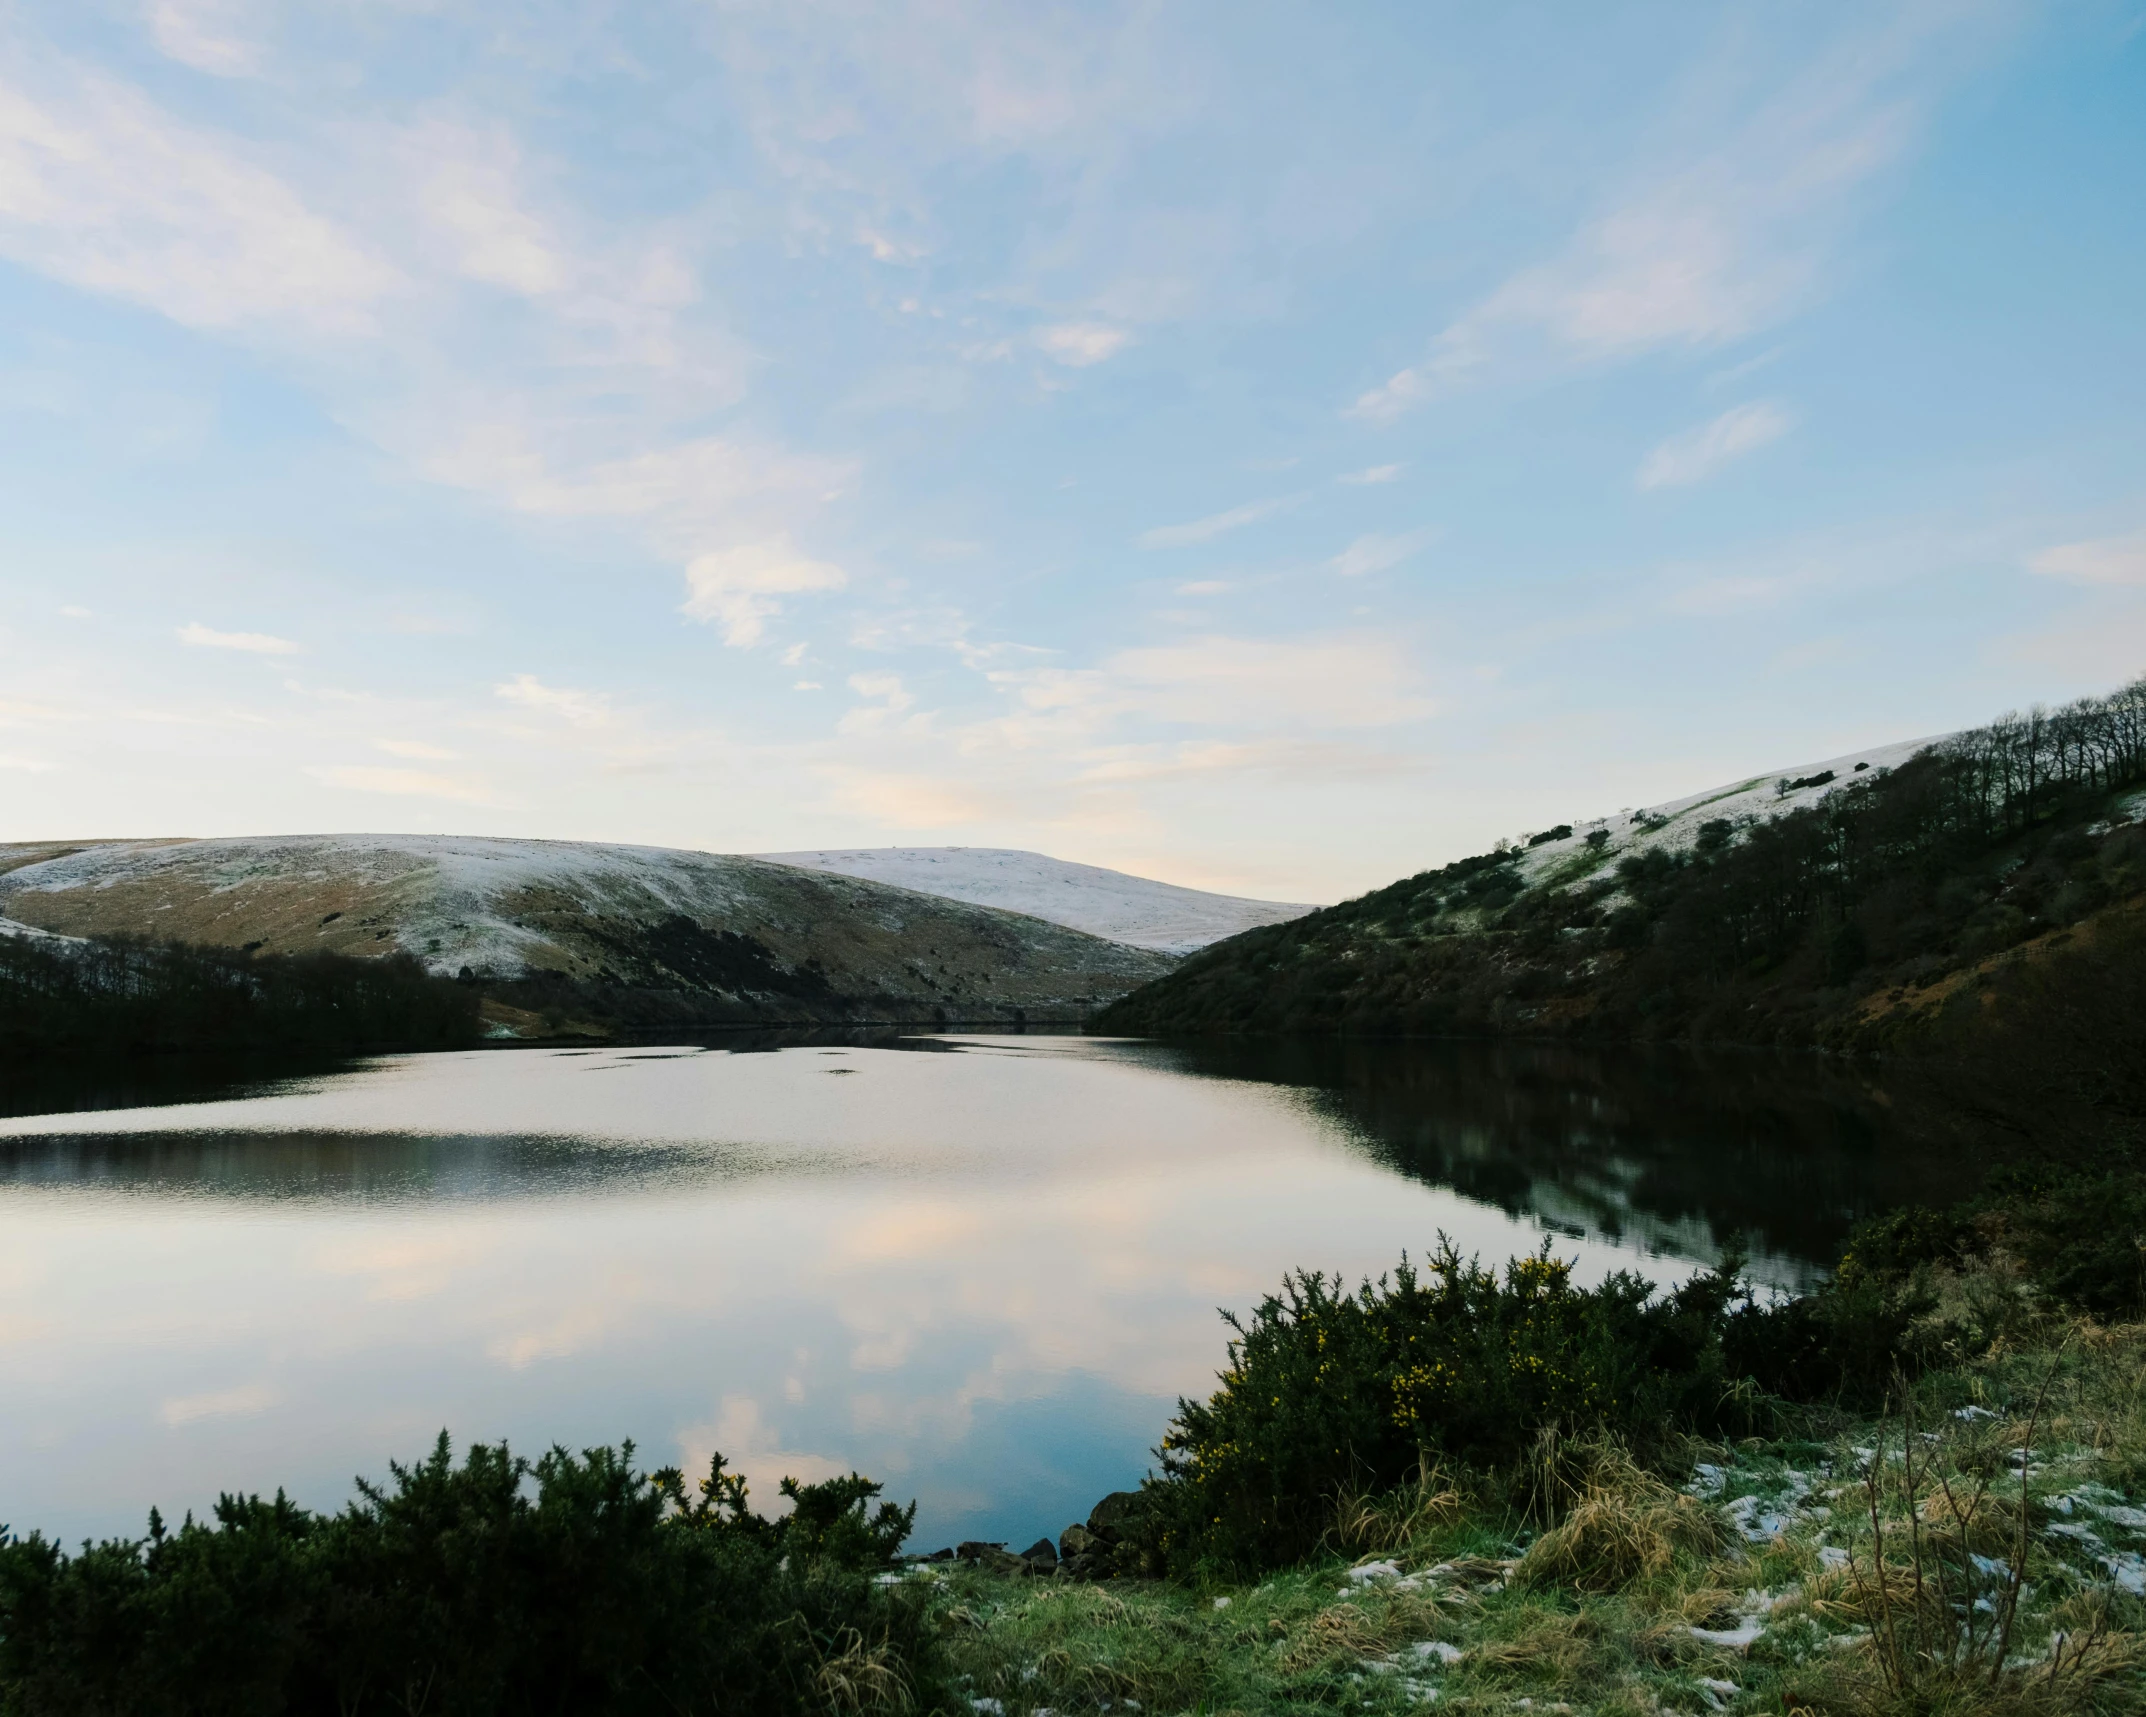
[927,1310,2146,1717]
[0,934,482,1058]
[1097,674,2146,1055]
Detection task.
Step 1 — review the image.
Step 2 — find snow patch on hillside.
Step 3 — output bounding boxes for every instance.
[1507,734,1951,895]
[0,915,82,945]
[756,847,1314,953]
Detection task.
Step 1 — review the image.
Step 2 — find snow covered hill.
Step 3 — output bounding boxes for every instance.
[0,835,1175,1025]
[755,847,1313,954]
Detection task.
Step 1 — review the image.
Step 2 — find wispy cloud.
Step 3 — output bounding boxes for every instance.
[681,537,849,647]
[158,1381,278,1426]
[1636,401,1793,489]
[2030,532,2146,586]
[1339,464,1402,485]
[307,765,501,804]
[0,52,846,643]
[991,633,1435,732]
[145,0,264,77]
[178,621,301,654]
[494,674,615,728]
[1138,497,1287,548]
[1351,18,1944,420]
[1326,529,1432,578]
[0,61,397,335]
[1036,322,1129,366]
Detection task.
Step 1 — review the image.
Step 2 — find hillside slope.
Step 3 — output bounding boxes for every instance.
[756,847,1312,953]
[0,836,1173,1029]
[1099,677,2146,1049]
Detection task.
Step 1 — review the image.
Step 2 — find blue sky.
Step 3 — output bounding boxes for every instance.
[1,0,2142,901]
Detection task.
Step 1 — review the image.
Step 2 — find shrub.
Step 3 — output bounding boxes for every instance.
[653,1455,917,1572]
[0,1435,940,1717]
[1981,1168,2146,1319]
[1137,1239,1756,1577]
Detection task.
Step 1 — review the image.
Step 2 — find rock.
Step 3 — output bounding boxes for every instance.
[916,1547,954,1563]
[1087,1491,1144,1543]
[956,1541,1029,1576]
[1059,1523,1097,1561]
[1021,1537,1059,1572]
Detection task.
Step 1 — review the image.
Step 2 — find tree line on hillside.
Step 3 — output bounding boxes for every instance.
[1097,671,2146,1071]
[0,933,481,1059]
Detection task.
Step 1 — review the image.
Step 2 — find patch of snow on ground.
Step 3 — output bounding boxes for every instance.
[756,847,1315,953]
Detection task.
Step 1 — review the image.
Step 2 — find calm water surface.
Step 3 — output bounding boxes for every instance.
[0,1034,1963,1550]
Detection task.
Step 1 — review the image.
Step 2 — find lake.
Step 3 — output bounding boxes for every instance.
[0,1033,1964,1552]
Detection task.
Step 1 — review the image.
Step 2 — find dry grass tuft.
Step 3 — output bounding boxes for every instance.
[1790,1625,2142,1717]
[814,1626,914,1715]
[1278,1602,1386,1674]
[1334,1466,1466,1553]
[1468,1609,1595,1683]
[1518,1441,1721,1594]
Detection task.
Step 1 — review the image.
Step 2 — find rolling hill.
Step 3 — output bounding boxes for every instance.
[1098,674,2146,1050]
[756,847,1311,954]
[0,835,1177,1031]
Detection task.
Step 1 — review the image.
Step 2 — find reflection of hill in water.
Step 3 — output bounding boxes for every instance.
[0,1054,355,1122]
[1151,1038,1979,1286]
[0,1131,771,1203]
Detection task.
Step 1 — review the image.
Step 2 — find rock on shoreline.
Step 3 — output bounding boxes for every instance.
[910,1490,1147,1579]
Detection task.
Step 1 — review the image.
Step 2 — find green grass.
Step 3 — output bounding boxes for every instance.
[915,1284,2146,1717]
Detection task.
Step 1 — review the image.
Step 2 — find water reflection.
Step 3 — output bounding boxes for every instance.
[1137,1037,1976,1284]
[0,1036,1957,1555]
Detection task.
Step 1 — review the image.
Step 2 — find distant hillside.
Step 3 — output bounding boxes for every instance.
[756,847,1312,954]
[0,836,1174,1033]
[1098,674,2146,1052]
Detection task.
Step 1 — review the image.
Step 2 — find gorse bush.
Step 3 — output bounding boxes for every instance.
[1138,1239,1762,1577]
[1131,1231,1956,1579]
[0,1434,938,1717]
[652,1454,918,1570]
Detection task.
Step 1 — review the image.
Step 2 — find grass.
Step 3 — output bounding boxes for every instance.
[909,1275,2146,1717]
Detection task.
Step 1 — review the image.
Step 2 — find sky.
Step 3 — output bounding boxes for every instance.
[0,1,2142,903]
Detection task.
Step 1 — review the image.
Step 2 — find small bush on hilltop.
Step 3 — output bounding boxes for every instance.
[0,1435,938,1717]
